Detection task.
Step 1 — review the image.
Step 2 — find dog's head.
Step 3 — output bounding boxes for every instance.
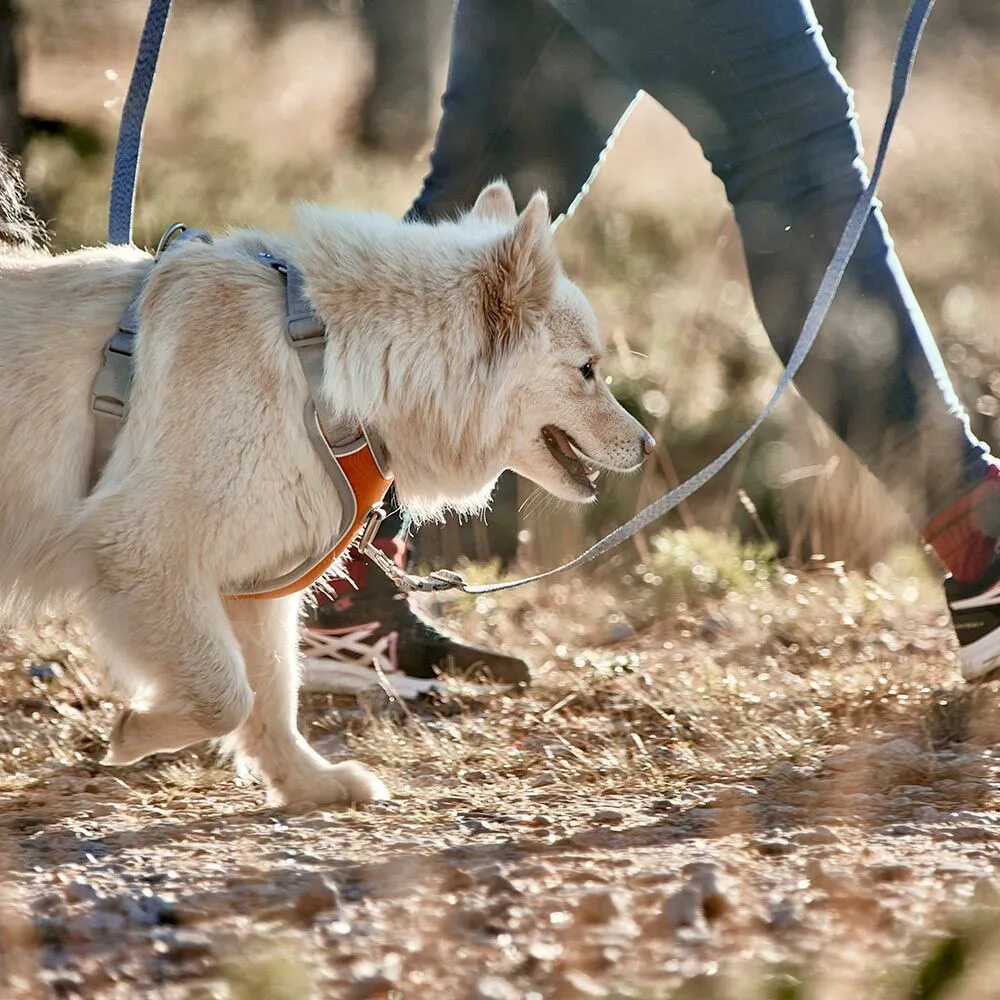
[298,180,654,517]
[465,181,654,503]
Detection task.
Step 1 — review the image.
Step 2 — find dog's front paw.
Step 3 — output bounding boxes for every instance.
[275,760,390,808]
[102,708,147,766]
[102,707,229,766]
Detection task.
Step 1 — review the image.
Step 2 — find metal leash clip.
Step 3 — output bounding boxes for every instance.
[361,533,469,594]
[356,506,386,553]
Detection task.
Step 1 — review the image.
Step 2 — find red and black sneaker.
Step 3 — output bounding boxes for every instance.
[925,467,1000,683]
[944,546,1000,683]
[300,540,530,699]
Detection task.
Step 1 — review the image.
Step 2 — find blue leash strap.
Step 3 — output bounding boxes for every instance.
[108,0,173,246]
[368,0,937,595]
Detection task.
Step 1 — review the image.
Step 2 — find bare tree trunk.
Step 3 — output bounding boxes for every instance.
[0,0,24,156]
[358,0,436,156]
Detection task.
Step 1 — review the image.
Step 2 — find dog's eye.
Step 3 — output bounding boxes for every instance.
[580,361,596,381]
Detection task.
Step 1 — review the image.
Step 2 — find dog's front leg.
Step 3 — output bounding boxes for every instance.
[85,576,256,766]
[224,594,389,807]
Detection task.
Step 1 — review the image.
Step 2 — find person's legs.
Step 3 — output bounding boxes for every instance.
[549,0,992,526]
[310,0,1000,682]
[547,0,1000,677]
[358,0,436,156]
[303,0,636,691]
[408,0,635,223]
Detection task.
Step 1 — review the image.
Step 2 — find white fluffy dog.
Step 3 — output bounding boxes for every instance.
[0,167,651,806]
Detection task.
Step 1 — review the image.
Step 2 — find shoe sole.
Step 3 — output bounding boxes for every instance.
[959,624,1000,683]
[302,657,442,700]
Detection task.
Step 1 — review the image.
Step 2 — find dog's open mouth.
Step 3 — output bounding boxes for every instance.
[541,425,599,495]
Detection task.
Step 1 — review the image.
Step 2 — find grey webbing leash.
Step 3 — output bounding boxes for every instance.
[365,0,937,596]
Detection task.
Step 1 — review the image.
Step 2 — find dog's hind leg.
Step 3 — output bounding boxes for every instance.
[223,594,389,807]
[87,581,255,766]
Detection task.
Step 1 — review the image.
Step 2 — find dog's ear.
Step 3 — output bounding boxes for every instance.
[476,190,559,353]
[469,180,518,223]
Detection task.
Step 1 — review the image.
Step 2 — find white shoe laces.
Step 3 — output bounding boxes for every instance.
[300,622,442,699]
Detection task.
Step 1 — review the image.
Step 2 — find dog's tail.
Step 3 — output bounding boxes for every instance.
[0,146,48,252]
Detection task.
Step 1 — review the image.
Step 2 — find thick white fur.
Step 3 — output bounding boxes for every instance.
[0,181,649,807]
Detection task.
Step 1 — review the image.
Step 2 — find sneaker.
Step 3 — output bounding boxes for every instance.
[300,622,443,700]
[924,467,1000,683]
[300,540,531,698]
[944,552,1000,683]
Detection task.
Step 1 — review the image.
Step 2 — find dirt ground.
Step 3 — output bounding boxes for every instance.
[2,543,1000,1000]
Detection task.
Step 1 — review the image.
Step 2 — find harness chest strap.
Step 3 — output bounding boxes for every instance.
[231,408,393,601]
[90,225,393,601]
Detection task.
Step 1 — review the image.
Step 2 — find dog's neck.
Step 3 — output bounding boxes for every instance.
[293,207,524,520]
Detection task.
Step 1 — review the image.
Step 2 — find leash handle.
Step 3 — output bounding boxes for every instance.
[108,0,173,246]
[373,0,936,597]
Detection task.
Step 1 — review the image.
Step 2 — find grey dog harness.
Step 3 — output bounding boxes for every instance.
[89,224,392,598]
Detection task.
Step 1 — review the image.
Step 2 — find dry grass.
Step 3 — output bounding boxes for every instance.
[1,532,999,997]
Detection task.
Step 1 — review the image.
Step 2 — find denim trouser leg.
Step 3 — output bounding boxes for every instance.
[409,0,993,531]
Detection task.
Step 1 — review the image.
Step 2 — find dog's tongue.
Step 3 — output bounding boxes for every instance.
[545,425,577,460]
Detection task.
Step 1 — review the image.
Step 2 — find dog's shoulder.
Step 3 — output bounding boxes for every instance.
[139,229,289,339]
[133,228,301,403]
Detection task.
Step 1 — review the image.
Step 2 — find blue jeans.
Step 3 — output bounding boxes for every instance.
[407,0,992,530]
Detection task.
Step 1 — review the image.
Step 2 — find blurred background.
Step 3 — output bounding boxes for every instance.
[5,0,1000,575]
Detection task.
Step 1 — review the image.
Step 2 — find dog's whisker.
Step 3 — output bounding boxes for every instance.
[519,486,545,514]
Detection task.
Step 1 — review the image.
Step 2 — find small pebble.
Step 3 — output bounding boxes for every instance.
[48,972,83,997]
[685,868,733,920]
[486,874,521,897]
[868,863,913,884]
[791,827,840,846]
[529,772,557,787]
[349,957,402,999]
[660,886,703,931]
[449,906,491,936]
[443,867,476,891]
[64,881,100,905]
[753,839,796,857]
[766,898,802,932]
[527,941,563,963]
[167,930,214,962]
[575,890,626,925]
[473,975,522,1000]
[349,975,400,1000]
[592,810,624,826]
[555,970,608,999]
[65,912,124,944]
[952,825,991,843]
[293,874,341,922]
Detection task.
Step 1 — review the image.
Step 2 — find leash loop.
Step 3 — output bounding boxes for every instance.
[357,506,387,553]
